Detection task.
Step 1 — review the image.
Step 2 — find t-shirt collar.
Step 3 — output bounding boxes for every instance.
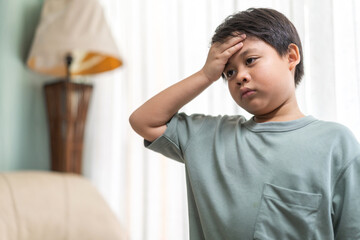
[244,115,318,132]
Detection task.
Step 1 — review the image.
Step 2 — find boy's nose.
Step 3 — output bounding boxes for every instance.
[237,78,248,86]
[235,71,250,86]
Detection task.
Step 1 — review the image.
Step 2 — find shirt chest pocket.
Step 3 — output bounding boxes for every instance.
[253,183,322,240]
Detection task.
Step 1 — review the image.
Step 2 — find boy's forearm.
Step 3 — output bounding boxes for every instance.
[129,70,213,141]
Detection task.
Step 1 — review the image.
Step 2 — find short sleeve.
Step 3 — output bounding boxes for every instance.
[144,113,209,163]
[332,157,360,239]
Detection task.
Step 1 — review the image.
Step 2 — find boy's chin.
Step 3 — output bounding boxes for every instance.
[238,105,267,116]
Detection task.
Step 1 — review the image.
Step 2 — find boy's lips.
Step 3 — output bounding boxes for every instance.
[240,87,256,99]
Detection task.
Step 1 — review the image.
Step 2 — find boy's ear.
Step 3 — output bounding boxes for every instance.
[287,43,300,71]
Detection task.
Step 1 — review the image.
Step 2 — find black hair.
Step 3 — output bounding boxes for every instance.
[212,8,304,86]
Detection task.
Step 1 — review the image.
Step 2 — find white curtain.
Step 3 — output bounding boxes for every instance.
[83,0,360,239]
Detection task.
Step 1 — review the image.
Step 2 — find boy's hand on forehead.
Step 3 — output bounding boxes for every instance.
[201,34,246,82]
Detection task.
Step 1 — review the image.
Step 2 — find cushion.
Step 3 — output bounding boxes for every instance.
[0,171,124,240]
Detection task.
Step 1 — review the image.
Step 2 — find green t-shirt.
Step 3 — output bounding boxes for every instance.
[145,113,360,240]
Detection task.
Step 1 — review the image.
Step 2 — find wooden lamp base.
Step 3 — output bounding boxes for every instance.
[44,80,93,174]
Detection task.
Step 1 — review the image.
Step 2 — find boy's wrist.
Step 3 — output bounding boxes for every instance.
[199,68,218,84]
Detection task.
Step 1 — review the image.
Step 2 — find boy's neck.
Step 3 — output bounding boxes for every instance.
[253,96,304,123]
[254,111,305,123]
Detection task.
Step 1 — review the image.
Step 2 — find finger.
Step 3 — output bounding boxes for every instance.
[211,33,246,49]
[222,41,243,58]
[218,34,246,53]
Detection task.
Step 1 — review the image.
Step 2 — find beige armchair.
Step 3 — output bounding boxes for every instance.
[0,171,125,240]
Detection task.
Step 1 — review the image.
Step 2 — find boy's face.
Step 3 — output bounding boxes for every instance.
[224,36,297,117]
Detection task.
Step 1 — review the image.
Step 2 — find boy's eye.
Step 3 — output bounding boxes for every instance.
[225,70,237,79]
[246,58,256,65]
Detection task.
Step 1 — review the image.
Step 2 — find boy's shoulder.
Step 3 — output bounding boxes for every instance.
[311,119,360,156]
[312,119,357,139]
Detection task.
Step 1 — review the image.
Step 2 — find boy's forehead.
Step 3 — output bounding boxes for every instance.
[230,36,267,58]
[241,36,267,50]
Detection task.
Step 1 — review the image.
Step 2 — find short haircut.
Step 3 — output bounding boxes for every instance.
[212,8,304,86]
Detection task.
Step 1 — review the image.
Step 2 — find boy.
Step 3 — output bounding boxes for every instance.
[129,8,360,239]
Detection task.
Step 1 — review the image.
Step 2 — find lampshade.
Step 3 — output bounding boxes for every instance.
[27,0,122,77]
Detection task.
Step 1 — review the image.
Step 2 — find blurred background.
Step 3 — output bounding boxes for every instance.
[1,0,359,239]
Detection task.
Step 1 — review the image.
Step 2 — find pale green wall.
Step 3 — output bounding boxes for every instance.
[0,0,51,170]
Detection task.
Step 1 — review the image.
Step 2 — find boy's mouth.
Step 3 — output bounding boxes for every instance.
[240,87,256,99]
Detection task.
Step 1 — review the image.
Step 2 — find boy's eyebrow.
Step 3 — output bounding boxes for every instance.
[224,48,259,70]
[239,48,258,59]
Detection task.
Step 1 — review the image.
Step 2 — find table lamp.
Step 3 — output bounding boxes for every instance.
[27,0,122,174]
